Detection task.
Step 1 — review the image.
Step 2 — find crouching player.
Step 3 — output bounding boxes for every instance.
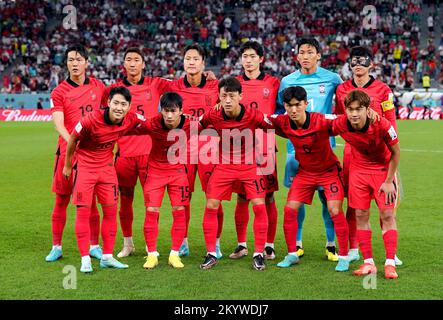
[265,86,350,271]
[63,87,146,273]
[135,92,197,269]
[332,90,400,279]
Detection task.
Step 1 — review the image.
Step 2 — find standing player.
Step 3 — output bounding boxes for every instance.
[332,90,400,279]
[46,44,104,262]
[137,92,197,270]
[277,37,342,261]
[170,44,221,258]
[102,47,172,258]
[63,87,145,272]
[198,77,274,271]
[266,86,350,271]
[229,41,280,260]
[335,46,402,266]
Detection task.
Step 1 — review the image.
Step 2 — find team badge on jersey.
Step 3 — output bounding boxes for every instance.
[263,88,270,99]
[319,84,326,95]
[146,89,152,101]
[90,91,96,101]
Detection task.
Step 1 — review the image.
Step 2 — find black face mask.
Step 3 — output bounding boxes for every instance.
[350,56,371,68]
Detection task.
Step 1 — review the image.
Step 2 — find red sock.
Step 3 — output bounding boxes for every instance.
[51,194,70,246]
[216,204,224,239]
[234,201,249,243]
[75,206,91,257]
[331,212,349,256]
[252,204,268,254]
[202,207,218,253]
[119,194,134,237]
[266,201,278,244]
[184,205,191,238]
[357,229,373,260]
[144,210,159,253]
[89,198,100,245]
[382,229,398,260]
[171,209,186,251]
[101,204,117,255]
[346,206,358,249]
[283,206,298,253]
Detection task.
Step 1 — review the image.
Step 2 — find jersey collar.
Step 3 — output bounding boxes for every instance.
[104,107,124,126]
[351,76,375,88]
[222,104,246,121]
[289,111,311,130]
[346,118,370,132]
[161,115,186,130]
[67,77,90,88]
[184,75,206,88]
[242,71,266,81]
[122,76,145,86]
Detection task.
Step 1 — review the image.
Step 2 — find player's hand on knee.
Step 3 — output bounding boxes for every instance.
[378,182,396,205]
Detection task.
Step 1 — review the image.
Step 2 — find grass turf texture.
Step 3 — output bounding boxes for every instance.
[0,120,442,300]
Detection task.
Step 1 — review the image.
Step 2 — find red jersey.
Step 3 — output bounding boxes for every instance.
[236,72,280,115]
[50,77,106,154]
[170,76,219,117]
[73,109,146,169]
[199,105,270,168]
[102,76,172,157]
[335,77,397,130]
[135,114,200,175]
[267,112,341,173]
[332,116,399,172]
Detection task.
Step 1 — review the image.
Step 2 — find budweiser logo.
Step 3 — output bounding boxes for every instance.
[0,109,53,122]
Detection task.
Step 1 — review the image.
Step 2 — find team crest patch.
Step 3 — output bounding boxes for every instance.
[146,89,152,101]
[319,84,326,95]
[205,95,212,106]
[263,88,270,99]
[91,91,96,101]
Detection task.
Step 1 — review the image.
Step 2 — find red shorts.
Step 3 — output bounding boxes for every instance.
[206,165,266,201]
[233,154,279,195]
[288,166,345,204]
[187,136,218,193]
[115,154,149,188]
[143,171,190,207]
[51,149,73,195]
[348,170,398,210]
[73,165,119,206]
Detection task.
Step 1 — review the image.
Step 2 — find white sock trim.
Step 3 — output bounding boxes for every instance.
[385,259,395,266]
[148,251,159,257]
[364,258,375,265]
[238,242,247,247]
[265,242,274,248]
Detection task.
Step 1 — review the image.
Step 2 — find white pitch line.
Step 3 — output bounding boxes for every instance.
[335,143,443,153]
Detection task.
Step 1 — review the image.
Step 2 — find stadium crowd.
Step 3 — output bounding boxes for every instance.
[1,0,442,93]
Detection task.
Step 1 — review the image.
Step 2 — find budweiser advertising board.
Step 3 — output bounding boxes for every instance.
[0,109,53,122]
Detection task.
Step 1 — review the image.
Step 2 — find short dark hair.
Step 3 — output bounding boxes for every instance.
[282,86,307,103]
[184,43,206,60]
[109,86,132,104]
[344,90,371,109]
[123,47,145,62]
[218,76,242,94]
[239,41,264,57]
[64,44,88,63]
[349,46,373,60]
[297,37,321,54]
[160,92,183,110]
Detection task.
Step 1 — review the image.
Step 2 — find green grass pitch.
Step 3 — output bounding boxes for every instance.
[0,120,442,300]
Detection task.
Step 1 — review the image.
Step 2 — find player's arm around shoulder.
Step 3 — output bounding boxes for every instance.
[125,112,155,136]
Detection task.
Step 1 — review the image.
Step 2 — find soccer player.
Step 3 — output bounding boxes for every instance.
[170,44,221,258]
[135,92,197,269]
[46,44,105,262]
[276,37,343,261]
[102,47,172,258]
[198,76,274,271]
[332,90,400,279]
[266,86,350,271]
[335,46,402,266]
[230,41,280,260]
[63,86,146,273]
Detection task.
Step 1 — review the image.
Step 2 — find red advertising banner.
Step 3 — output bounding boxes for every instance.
[397,106,442,120]
[0,109,53,122]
